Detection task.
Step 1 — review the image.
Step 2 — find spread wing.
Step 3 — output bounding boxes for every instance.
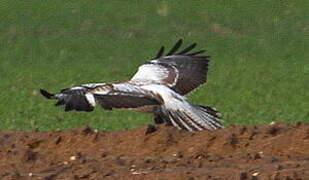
[90,83,163,110]
[40,83,162,112]
[130,39,210,95]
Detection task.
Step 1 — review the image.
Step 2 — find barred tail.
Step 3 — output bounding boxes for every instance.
[160,104,223,132]
[192,105,223,129]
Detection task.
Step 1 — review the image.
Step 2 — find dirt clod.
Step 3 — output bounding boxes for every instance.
[81,126,93,135]
[22,150,38,162]
[145,124,157,134]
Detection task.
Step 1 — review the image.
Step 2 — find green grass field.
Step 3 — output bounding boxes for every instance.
[0,1,308,131]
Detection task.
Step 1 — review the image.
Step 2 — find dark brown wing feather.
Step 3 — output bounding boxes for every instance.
[161,55,210,95]
[40,87,95,112]
[132,39,210,95]
[91,83,163,110]
[145,55,209,95]
[94,93,159,110]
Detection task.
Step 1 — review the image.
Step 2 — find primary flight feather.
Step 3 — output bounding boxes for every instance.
[40,39,223,132]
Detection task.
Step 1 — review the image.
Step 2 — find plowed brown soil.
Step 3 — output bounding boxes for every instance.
[0,122,309,180]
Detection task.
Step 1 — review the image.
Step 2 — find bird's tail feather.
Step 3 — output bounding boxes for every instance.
[162,104,223,132]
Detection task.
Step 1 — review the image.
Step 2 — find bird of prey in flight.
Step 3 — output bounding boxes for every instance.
[40,39,223,132]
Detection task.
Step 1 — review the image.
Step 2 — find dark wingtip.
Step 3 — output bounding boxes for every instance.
[177,43,197,55]
[155,46,165,59]
[40,89,55,99]
[166,39,183,55]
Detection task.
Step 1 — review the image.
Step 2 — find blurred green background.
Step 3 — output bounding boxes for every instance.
[0,0,308,131]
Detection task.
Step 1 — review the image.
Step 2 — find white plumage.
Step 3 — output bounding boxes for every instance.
[40,39,223,132]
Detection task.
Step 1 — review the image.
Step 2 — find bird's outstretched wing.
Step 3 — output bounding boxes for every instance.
[130,39,210,95]
[90,83,163,110]
[40,83,162,112]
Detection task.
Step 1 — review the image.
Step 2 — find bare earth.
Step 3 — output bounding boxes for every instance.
[0,122,308,180]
